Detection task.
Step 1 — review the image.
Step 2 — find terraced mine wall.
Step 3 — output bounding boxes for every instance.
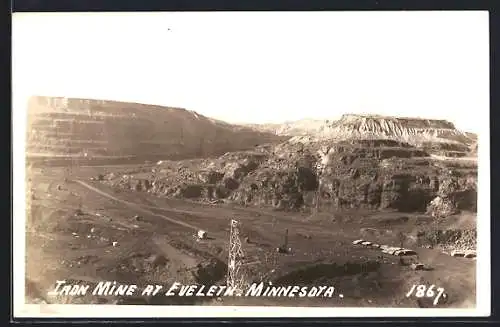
[26,96,288,165]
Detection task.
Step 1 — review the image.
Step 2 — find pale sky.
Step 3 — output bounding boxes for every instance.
[12,11,489,132]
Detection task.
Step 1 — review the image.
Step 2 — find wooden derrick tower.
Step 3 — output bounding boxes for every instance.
[227,219,246,295]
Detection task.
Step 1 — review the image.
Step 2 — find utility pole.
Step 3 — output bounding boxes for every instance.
[284,228,288,248]
[227,219,245,295]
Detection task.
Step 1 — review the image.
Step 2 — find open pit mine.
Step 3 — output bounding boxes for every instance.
[25,96,477,308]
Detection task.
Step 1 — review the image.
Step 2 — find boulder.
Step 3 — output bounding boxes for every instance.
[464,250,476,258]
[395,249,417,256]
[197,230,208,239]
[411,263,425,270]
[451,250,465,257]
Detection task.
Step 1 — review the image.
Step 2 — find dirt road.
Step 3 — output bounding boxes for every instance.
[73,180,201,232]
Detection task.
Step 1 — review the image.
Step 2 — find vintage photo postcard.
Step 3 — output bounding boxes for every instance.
[12,11,490,318]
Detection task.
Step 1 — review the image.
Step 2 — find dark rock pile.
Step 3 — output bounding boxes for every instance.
[416,229,476,251]
[103,139,477,216]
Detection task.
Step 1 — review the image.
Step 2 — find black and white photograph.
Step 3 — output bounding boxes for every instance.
[12,11,490,318]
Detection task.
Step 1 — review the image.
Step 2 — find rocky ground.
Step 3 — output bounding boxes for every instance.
[24,98,478,308]
[25,165,477,308]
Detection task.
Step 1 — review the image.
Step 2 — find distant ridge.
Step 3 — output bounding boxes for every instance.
[247,113,476,152]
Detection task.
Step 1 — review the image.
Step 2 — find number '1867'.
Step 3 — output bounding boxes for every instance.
[405,284,445,306]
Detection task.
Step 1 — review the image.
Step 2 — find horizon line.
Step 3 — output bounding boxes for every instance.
[26,94,478,134]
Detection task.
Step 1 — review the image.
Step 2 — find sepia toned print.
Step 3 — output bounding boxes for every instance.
[13,11,489,318]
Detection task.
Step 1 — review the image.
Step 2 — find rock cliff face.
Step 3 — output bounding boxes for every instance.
[227,140,476,213]
[26,96,287,164]
[103,138,477,216]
